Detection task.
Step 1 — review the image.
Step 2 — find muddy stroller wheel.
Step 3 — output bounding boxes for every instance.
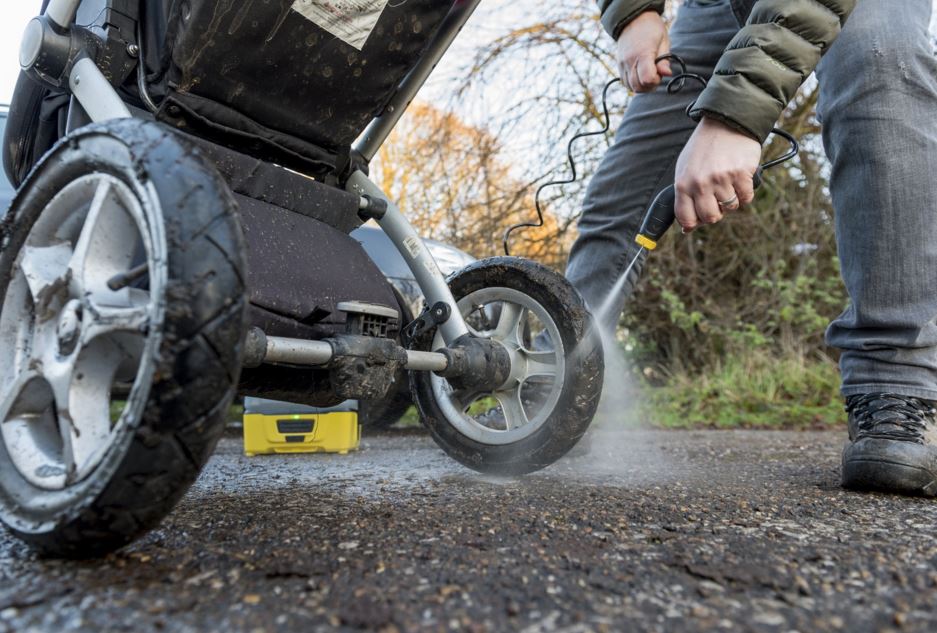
[411,258,603,475]
[0,120,247,558]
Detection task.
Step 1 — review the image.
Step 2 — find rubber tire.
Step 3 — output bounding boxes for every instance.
[359,287,414,430]
[0,120,248,558]
[410,258,604,476]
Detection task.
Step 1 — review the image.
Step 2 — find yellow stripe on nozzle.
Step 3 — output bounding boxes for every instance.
[635,234,658,251]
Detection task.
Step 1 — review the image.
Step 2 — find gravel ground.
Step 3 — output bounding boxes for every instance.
[2,428,936,633]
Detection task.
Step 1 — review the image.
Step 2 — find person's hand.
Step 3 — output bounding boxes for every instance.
[674,117,762,233]
[616,11,673,93]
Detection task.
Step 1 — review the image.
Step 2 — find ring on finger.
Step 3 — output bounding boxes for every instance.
[718,194,739,209]
[628,60,640,90]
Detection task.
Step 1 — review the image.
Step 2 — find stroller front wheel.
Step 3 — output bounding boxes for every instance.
[411,258,604,475]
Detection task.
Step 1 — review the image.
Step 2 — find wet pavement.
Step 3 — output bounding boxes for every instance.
[2,428,937,633]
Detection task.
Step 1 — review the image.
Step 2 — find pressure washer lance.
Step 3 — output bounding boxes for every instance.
[623,129,800,282]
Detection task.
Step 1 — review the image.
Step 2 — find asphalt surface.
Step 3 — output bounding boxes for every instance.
[2,427,937,633]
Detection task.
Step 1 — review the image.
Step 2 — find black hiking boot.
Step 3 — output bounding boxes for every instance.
[842,393,937,496]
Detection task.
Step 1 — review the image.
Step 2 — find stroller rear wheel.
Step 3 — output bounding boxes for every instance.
[0,120,247,557]
[411,258,603,475]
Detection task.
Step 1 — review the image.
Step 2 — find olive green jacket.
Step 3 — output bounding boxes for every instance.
[597,0,856,142]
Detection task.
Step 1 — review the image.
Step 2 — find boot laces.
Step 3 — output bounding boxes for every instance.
[846,393,937,443]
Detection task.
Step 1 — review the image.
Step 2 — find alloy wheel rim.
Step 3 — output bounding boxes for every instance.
[0,174,158,491]
[431,287,566,446]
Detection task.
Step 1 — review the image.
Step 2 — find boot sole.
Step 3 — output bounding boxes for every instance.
[842,437,937,496]
[842,457,937,496]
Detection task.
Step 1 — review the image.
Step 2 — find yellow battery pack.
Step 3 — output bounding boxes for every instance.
[243,411,360,456]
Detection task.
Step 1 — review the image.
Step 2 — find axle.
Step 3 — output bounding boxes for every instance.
[243,328,449,372]
[242,328,513,393]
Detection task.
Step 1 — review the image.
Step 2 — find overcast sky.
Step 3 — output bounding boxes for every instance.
[1,2,936,104]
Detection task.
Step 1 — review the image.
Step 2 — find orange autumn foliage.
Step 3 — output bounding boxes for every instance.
[375,103,571,270]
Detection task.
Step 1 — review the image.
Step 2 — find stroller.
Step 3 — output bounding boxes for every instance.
[0,0,604,557]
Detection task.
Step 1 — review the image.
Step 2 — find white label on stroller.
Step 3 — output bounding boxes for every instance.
[403,236,423,260]
[291,0,389,51]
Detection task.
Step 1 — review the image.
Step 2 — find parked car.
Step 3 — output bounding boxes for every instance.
[0,106,475,428]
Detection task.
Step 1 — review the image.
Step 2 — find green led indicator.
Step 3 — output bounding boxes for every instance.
[293,414,301,419]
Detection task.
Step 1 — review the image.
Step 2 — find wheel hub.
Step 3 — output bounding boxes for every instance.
[56,299,83,356]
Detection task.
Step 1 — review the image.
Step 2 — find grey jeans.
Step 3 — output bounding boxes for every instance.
[566,0,937,399]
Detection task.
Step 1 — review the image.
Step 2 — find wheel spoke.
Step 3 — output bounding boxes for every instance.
[51,341,123,484]
[82,289,151,342]
[18,242,73,316]
[0,370,47,423]
[67,179,112,296]
[68,179,141,301]
[494,389,528,431]
[524,350,558,381]
[451,388,484,413]
[494,303,526,344]
[0,371,66,488]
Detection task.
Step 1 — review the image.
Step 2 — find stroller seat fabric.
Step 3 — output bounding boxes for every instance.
[157,0,457,178]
